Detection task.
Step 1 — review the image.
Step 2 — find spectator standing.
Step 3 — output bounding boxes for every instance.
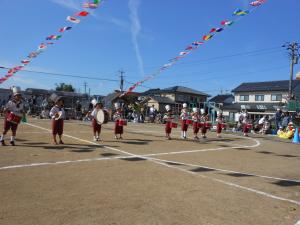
[275,108,282,130]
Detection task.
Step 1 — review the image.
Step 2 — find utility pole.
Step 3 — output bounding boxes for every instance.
[283,42,299,100]
[118,70,125,92]
[83,81,87,94]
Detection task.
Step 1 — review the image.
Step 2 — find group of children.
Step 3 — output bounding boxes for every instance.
[163,103,225,140]
[1,88,228,145]
[0,88,127,146]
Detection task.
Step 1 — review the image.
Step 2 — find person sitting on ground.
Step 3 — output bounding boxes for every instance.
[277,122,295,139]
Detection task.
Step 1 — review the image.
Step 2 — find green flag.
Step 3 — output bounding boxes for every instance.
[21,115,27,123]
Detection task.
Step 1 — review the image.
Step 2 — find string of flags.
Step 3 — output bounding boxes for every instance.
[0,0,103,84]
[122,0,267,96]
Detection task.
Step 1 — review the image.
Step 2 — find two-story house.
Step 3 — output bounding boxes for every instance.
[142,86,210,113]
[223,80,300,121]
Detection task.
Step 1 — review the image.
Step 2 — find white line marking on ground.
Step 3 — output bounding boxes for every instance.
[1,122,261,170]
[3,122,299,206]
[149,158,300,183]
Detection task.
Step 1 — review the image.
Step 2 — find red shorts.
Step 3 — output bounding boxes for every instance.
[165,121,172,134]
[217,123,222,134]
[52,119,64,135]
[3,119,18,135]
[114,121,123,135]
[193,122,199,134]
[181,120,188,131]
[243,125,249,134]
[92,119,101,133]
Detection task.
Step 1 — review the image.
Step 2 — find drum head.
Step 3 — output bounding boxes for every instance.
[55,111,63,120]
[96,110,105,124]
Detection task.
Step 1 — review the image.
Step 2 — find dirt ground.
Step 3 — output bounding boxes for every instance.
[0,118,299,225]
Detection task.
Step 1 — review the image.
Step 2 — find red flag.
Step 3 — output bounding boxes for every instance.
[210,28,217,33]
[75,11,89,17]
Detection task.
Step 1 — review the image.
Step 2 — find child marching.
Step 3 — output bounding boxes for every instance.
[180,103,190,139]
[91,99,103,141]
[191,107,201,140]
[113,102,124,140]
[216,111,225,138]
[49,94,65,145]
[200,108,210,138]
[241,111,251,137]
[0,87,25,146]
[163,105,175,140]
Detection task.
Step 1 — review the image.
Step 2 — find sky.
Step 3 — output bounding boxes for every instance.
[0,0,300,96]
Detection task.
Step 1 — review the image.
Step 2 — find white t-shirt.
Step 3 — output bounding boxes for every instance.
[49,105,65,120]
[5,100,24,117]
[91,108,99,118]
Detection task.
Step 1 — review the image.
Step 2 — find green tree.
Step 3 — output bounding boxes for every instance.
[55,83,75,92]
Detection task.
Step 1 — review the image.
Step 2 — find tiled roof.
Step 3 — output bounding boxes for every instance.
[232,80,300,93]
[209,94,234,103]
[161,86,210,96]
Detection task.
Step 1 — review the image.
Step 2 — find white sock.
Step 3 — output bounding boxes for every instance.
[0,135,4,141]
[184,131,186,137]
[11,136,15,141]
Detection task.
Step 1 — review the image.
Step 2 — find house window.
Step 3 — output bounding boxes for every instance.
[177,95,184,101]
[255,95,264,101]
[271,94,282,101]
[239,95,249,101]
[190,96,198,102]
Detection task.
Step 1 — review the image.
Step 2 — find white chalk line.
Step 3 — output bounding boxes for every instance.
[147,158,300,206]
[149,158,300,183]
[0,122,260,170]
[3,122,300,206]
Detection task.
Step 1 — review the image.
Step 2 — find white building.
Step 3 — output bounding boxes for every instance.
[223,80,300,121]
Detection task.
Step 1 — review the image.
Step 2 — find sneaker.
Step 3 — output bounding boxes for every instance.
[119,136,123,140]
[10,141,15,146]
[59,140,64,144]
[202,135,207,139]
[168,137,171,140]
[1,140,6,146]
[115,136,119,139]
[93,137,97,141]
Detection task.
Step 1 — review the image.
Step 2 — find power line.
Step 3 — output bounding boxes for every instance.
[0,66,119,82]
[123,46,282,73]
[167,64,289,86]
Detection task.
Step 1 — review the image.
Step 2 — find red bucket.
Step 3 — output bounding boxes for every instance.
[171,122,178,128]
[6,112,21,124]
[118,119,127,126]
[246,124,252,129]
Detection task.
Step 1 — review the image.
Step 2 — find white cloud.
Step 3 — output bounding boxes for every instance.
[129,0,145,77]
